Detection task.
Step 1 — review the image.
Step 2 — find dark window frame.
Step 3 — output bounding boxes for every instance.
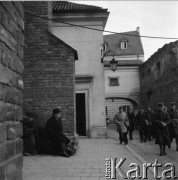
[120,41,128,49]
[109,77,120,86]
[147,68,151,75]
[157,62,161,71]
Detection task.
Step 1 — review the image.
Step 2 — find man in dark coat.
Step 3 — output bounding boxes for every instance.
[127,108,135,140]
[147,107,155,140]
[45,108,70,157]
[154,103,171,156]
[137,106,151,143]
[168,102,178,151]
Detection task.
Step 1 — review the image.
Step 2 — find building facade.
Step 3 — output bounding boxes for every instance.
[140,41,178,109]
[23,2,78,136]
[52,1,109,138]
[0,2,24,179]
[103,28,144,121]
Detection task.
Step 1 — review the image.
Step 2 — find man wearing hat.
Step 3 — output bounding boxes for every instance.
[137,106,151,143]
[168,102,178,151]
[169,102,178,120]
[114,106,129,145]
[154,103,171,156]
[127,107,135,140]
[147,106,155,140]
[45,108,70,157]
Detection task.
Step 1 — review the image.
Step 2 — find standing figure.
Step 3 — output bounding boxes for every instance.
[154,103,171,156]
[22,116,37,156]
[134,106,140,131]
[147,107,155,139]
[114,106,129,145]
[45,108,70,157]
[168,102,178,151]
[127,108,135,140]
[137,106,151,143]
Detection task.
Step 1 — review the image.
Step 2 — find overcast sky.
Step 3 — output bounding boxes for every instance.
[73,1,178,61]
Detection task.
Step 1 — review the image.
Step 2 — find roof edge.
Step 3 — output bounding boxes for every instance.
[52,1,108,14]
[46,30,78,61]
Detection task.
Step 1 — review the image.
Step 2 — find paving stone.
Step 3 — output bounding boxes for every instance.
[23,137,162,180]
[83,168,100,173]
[61,177,80,180]
[72,172,90,177]
[81,177,99,180]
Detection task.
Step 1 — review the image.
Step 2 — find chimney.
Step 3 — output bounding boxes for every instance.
[24,2,52,32]
[136,27,140,33]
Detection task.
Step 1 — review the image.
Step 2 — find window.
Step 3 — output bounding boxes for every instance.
[105,106,108,116]
[156,62,161,78]
[120,41,127,49]
[147,90,152,100]
[157,62,161,71]
[109,77,119,86]
[147,69,151,75]
[123,106,130,113]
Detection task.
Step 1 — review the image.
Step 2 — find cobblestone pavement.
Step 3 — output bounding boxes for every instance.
[108,127,178,179]
[23,127,178,180]
[23,136,154,180]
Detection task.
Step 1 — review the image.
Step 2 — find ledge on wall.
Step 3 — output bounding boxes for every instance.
[75,75,93,83]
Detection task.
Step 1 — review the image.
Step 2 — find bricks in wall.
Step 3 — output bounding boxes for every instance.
[23,2,76,135]
[140,41,178,109]
[0,2,24,180]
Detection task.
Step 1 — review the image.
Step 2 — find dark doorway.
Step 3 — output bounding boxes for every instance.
[76,93,86,136]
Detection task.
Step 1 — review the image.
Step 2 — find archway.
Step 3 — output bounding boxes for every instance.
[105,97,139,124]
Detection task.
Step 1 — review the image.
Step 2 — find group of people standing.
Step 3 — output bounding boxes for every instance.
[114,102,178,156]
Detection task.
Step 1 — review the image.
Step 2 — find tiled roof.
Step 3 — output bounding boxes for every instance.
[104,31,144,56]
[53,1,108,13]
[104,60,143,67]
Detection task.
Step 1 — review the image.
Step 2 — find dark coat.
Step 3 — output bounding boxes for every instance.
[137,110,151,129]
[22,117,37,154]
[168,108,178,142]
[169,108,178,119]
[154,110,171,146]
[147,110,156,137]
[147,110,155,124]
[127,112,135,131]
[45,116,70,144]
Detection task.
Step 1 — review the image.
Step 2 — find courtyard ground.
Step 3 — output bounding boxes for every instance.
[23,128,178,180]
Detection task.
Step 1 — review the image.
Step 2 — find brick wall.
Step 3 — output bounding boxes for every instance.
[0,2,24,180]
[23,2,77,135]
[140,41,178,109]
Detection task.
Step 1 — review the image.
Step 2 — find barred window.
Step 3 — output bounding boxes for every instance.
[109,77,119,86]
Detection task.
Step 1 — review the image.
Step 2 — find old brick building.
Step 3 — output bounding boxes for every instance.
[0,2,24,180]
[140,40,178,109]
[23,2,78,135]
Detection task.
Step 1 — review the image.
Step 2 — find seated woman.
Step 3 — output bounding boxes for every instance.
[45,108,70,157]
